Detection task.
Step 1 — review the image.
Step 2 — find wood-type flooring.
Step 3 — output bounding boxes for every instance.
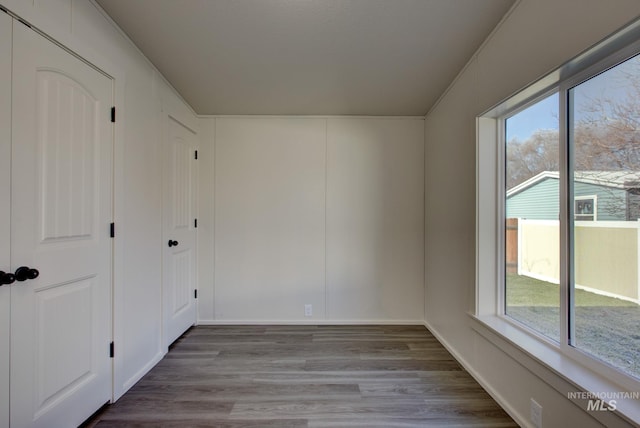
[85,325,518,427]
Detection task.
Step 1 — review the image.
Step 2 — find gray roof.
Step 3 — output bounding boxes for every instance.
[507,171,640,198]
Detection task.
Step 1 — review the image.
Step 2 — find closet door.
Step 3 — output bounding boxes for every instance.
[0,11,11,428]
[10,22,113,427]
[163,115,198,347]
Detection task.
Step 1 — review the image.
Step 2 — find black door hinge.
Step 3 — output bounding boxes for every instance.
[110,223,115,238]
[194,289,198,299]
[194,218,198,228]
[111,107,116,123]
[194,150,198,160]
[109,342,114,358]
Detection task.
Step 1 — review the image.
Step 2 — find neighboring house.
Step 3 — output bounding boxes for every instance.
[506,171,640,221]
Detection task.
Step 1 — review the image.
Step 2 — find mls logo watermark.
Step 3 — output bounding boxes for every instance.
[567,391,640,412]
[586,399,616,412]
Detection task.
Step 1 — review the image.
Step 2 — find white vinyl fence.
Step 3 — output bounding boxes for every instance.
[518,219,640,303]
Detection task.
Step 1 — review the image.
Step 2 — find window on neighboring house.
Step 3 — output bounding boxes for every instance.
[477,19,640,399]
[574,196,596,221]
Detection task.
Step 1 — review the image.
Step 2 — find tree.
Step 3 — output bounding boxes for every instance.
[574,57,640,172]
[506,129,559,189]
[506,55,640,191]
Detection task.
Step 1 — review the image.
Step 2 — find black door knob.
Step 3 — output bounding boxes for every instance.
[168,240,179,248]
[0,271,15,286]
[14,266,40,282]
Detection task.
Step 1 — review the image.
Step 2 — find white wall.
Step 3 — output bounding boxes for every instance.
[0,0,199,399]
[199,117,424,323]
[424,0,640,426]
[327,118,424,321]
[214,118,326,321]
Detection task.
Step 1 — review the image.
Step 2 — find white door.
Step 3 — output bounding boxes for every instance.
[163,115,198,347]
[0,11,12,428]
[10,22,113,427]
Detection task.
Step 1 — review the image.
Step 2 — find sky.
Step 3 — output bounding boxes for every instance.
[506,93,559,141]
[505,54,639,142]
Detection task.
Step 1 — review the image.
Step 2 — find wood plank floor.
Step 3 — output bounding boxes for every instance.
[85,325,518,427]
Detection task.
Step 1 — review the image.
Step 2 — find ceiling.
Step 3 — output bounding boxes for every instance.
[96,0,515,116]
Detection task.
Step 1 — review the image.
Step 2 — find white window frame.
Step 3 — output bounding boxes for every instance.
[574,195,597,221]
[476,17,640,426]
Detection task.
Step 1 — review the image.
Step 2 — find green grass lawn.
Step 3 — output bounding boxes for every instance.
[506,273,637,307]
[505,273,639,380]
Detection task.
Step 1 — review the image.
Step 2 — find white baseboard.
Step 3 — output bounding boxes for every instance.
[115,349,165,401]
[423,320,531,428]
[197,319,424,325]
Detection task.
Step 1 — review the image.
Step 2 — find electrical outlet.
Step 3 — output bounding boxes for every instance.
[531,398,542,428]
[304,304,312,317]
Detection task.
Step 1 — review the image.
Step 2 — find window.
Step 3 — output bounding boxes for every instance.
[570,55,640,379]
[504,93,560,342]
[477,18,640,405]
[574,196,596,221]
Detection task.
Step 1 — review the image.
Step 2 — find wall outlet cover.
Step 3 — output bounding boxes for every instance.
[531,398,542,428]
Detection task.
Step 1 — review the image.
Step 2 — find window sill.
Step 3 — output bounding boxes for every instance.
[469,313,640,426]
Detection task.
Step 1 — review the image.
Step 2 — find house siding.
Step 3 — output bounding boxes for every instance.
[507,177,628,220]
[507,178,559,219]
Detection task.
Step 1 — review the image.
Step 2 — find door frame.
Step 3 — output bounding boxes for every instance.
[0,9,12,427]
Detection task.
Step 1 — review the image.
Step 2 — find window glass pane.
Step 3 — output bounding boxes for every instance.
[570,54,640,379]
[505,93,560,341]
